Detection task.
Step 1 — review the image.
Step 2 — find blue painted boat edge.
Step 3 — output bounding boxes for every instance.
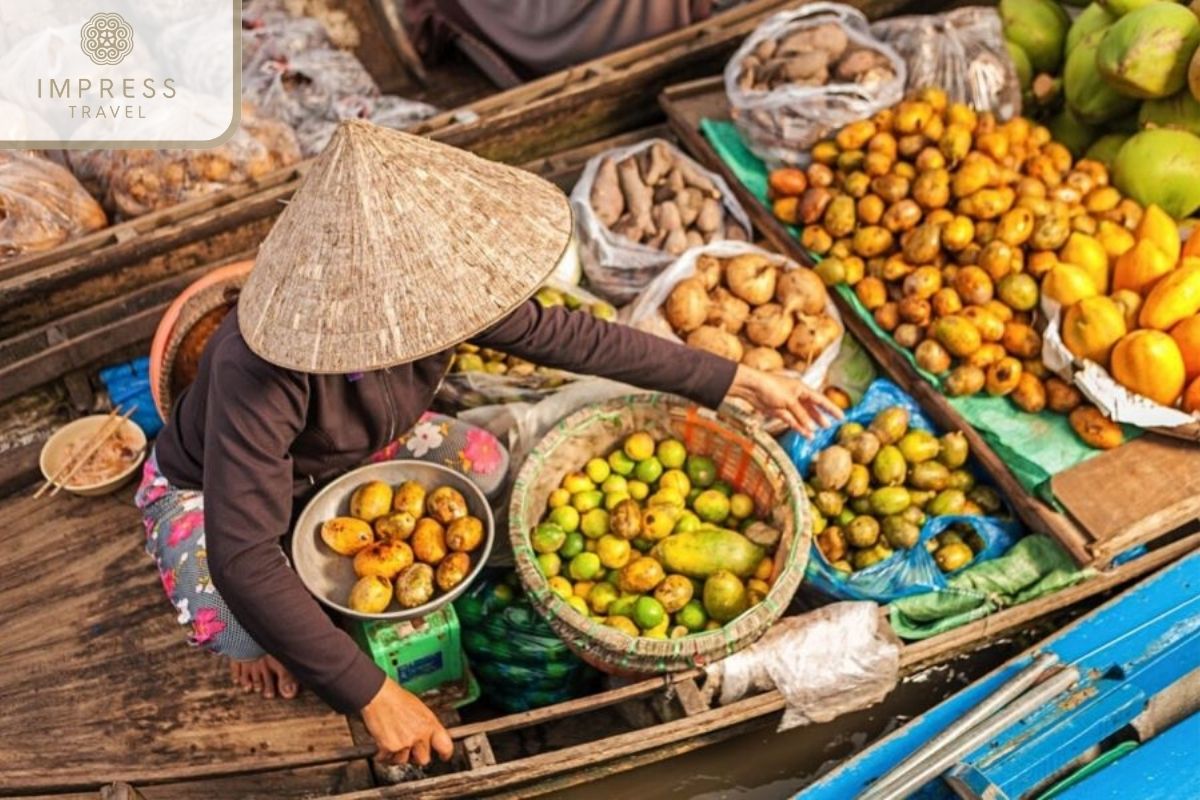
[797,550,1200,800]
[1056,711,1200,800]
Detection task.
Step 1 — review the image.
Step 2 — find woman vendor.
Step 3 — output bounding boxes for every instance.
[135,121,838,768]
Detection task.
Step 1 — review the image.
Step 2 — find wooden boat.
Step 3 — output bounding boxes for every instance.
[657,75,1200,570]
[800,549,1200,799]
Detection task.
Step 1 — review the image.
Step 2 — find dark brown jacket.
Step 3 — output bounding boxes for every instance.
[156,301,735,712]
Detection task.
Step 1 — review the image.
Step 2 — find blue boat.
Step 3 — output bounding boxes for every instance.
[800,550,1200,800]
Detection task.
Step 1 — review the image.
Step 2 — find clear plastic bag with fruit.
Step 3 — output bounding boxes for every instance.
[437,281,622,411]
[725,3,907,168]
[0,151,107,261]
[870,7,1021,120]
[570,139,753,306]
[624,241,844,389]
[781,379,1022,603]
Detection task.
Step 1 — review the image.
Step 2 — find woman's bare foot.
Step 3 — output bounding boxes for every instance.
[229,655,299,699]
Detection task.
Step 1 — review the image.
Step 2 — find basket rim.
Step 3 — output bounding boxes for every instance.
[507,392,811,667]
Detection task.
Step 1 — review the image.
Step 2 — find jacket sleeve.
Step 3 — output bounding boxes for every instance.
[202,340,385,714]
[472,300,737,408]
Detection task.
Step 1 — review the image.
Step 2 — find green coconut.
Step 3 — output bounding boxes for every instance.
[1084,132,1132,167]
[1067,3,1118,54]
[1100,0,1179,15]
[1113,128,1200,216]
[1048,107,1100,156]
[1097,3,1200,98]
[1001,0,1071,73]
[1008,40,1035,90]
[1066,29,1141,122]
[1139,88,1200,132]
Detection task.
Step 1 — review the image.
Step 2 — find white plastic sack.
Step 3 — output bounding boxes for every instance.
[570,139,752,306]
[623,241,845,389]
[1041,296,1200,432]
[872,7,1021,120]
[705,601,902,731]
[725,3,906,168]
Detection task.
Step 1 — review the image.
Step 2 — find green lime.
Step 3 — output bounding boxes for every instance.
[559,531,585,559]
[588,582,619,614]
[580,508,610,538]
[601,475,628,494]
[604,491,631,511]
[585,457,612,484]
[685,455,717,488]
[608,594,638,618]
[548,505,580,533]
[692,489,731,524]
[633,596,666,630]
[537,552,562,577]
[604,568,621,585]
[491,583,515,607]
[634,457,664,484]
[673,510,702,534]
[569,552,603,581]
[572,490,604,513]
[608,450,636,476]
[657,438,687,469]
[531,522,566,554]
[676,599,708,632]
[627,480,650,501]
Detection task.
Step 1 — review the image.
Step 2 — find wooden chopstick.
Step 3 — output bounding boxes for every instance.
[36,405,137,498]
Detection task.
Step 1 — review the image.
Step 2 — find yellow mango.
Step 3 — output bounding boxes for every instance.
[1139,260,1200,330]
[1042,263,1099,307]
[1062,296,1127,365]
[1059,232,1110,294]
[1134,205,1180,267]
[1170,315,1200,382]
[1097,221,1136,260]
[1111,330,1186,407]
[1112,240,1174,296]
[1111,289,1143,330]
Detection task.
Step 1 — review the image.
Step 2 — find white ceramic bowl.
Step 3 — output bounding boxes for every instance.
[291,460,495,622]
[39,415,147,496]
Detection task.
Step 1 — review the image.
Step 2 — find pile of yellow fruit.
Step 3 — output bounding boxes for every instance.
[1057,209,1200,422]
[530,430,782,638]
[321,479,486,614]
[808,405,1000,574]
[451,285,617,377]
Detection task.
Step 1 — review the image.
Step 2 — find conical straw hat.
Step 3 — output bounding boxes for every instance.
[238,119,572,373]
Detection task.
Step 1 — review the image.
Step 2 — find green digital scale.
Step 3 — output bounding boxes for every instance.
[352,604,480,708]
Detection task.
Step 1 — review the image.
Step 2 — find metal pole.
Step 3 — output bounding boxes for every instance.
[859,665,1081,800]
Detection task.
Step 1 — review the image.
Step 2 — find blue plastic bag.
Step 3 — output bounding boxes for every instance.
[781,379,1022,603]
[98,357,162,438]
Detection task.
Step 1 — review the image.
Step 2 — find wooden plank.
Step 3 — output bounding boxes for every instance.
[657,76,1104,565]
[0,489,360,793]
[674,678,710,717]
[463,733,497,770]
[1052,435,1200,561]
[130,760,374,799]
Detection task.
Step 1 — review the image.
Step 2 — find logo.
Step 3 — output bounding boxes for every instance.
[80,12,135,66]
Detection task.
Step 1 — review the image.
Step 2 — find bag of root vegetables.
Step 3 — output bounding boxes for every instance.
[725,3,907,168]
[437,279,620,410]
[871,7,1021,120]
[623,241,844,390]
[570,138,753,306]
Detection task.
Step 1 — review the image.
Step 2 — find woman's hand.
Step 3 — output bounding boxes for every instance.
[362,678,454,767]
[724,365,843,437]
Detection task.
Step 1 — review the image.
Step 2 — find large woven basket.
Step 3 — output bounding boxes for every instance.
[148,260,253,420]
[509,393,811,676]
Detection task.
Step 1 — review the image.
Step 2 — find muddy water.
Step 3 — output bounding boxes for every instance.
[545,637,1030,799]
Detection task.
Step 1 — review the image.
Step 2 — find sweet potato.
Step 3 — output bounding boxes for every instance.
[590,157,624,227]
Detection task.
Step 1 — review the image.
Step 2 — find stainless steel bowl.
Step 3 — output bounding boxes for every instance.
[291,460,495,622]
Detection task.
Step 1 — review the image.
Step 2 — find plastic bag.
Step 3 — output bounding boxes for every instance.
[872,7,1021,120]
[438,279,619,410]
[781,379,1023,603]
[889,534,1090,639]
[455,571,598,712]
[66,103,302,219]
[725,3,906,168]
[570,138,753,305]
[0,151,107,262]
[706,601,901,731]
[623,241,844,389]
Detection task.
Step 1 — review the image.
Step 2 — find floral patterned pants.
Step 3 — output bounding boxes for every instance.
[135,412,509,661]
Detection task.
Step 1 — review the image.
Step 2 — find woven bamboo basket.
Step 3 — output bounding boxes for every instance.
[148,260,253,420]
[509,393,811,675]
